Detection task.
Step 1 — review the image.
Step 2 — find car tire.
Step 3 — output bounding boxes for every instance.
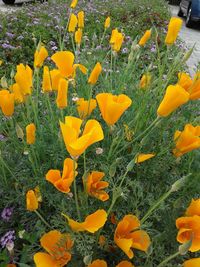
[2,0,15,4]
[177,7,184,17]
[186,6,193,28]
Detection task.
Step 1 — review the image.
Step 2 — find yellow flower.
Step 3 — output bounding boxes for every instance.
[14,64,33,95]
[165,17,182,45]
[76,98,97,119]
[135,153,155,163]
[96,93,132,126]
[56,78,68,109]
[0,90,15,117]
[51,51,87,79]
[104,17,111,29]
[138,29,151,46]
[177,72,193,91]
[173,124,200,157]
[77,11,84,28]
[10,83,24,103]
[88,62,102,85]
[65,209,107,233]
[116,261,134,267]
[86,171,109,201]
[183,258,200,267]
[46,158,78,193]
[68,13,78,33]
[189,72,200,100]
[114,215,151,259]
[50,69,63,91]
[88,260,107,267]
[34,46,48,68]
[75,28,82,45]
[26,123,36,145]
[34,230,73,267]
[157,84,189,117]
[70,0,78,8]
[42,66,52,93]
[60,116,104,157]
[140,73,151,89]
[110,28,124,52]
[26,190,38,211]
[186,199,200,216]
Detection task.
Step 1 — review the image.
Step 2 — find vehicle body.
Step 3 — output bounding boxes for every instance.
[178,0,200,27]
[2,0,16,4]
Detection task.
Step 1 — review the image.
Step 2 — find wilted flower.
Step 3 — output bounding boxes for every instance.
[98,235,106,247]
[76,98,97,119]
[88,62,102,85]
[46,158,78,193]
[26,123,36,145]
[114,215,151,259]
[138,29,151,46]
[34,46,48,68]
[165,17,182,45]
[34,230,73,267]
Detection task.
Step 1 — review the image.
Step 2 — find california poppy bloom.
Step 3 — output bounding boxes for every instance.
[88,62,102,85]
[76,98,97,119]
[177,72,193,91]
[10,83,24,103]
[176,215,200,252]
[183,258,200,267]
[6,265,16,267]
[50,69,63,91]
[75,28,82,45]
[34,230,73,267]
[110,29,124,52]
[186,199,200,216]
[34,46,48,68]
[42,66,52,93]
[96,93,132,126]
[135,153,155,163]
[77,11,84,28]
[56,78,68,109]
[86,171,109,201]
[46,158,78,193]
[140,73,151,89]
[104,17,111,29]
[88,260,107,267]
[51,51,87,79]
[157,84,189,117]
[138,30,151,46]
[0,90,15,117]
[65,209,107,233]
[68,13,78,33]
[14,64,33,95]
[189,72,200,100]
[116,261,134,267]
[114,215,151,259]
[60,116,104,158]
[173,124,200,157]
[26,190,38,211]
[165,17,182,45]
[70,0,78,8]
[26,123,36,145]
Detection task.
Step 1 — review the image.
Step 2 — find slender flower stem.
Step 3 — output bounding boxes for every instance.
[100,28,106,46]
[34,210,51,228]
[73,159,81,220]
[157,251,180,267]
[70,33,76,54]
[60,8,72,51]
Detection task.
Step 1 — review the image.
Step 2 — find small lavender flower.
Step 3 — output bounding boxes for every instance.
[0,230,16,248]
[1,207,13,222]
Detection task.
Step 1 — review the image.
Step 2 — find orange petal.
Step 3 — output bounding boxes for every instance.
[34,252,58,267]
[186,199,200,216]
[116,261,134,267]
[46,170,62,184]
[183,258,200,267]
[88,259,107,267]
[135,153,155,163]
[51,51,74,78]
[130,230,151,252]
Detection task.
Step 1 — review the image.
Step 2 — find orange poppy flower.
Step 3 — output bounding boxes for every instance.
[68,13,78,33]
[10,83,24,103]
[51,51,87,79]
[65,209,107,233]
[34,46,48,68]
[173,124,200,157]
[75,28,82,45]
[189,72,200,100]
[77,11,84,28]
[26,190,38,211]
[26,123,36,145]
[46,158,78,193]
[60,116,104,158]
[76,98,97,119]
[176,215,200,252]
[86,171,109,201]
[96,93,132,126]
[14,64,33,95]
[177,72,193,91]
[116,261,134,267]
[157,84,189,117]
[110,29,124,52]
[42,66,52,93]
[138,29,151,46]
[0,90,15,117]
[6,264,16,267]
[165,17,182,45]
[186,199,200,216]
[88,260,107,267]
[183,258,200,267]
[70,0,78,8]
[50,69,63,91]
[135,153,155,163]
[104,17,111,29]
[140,74,151,89]
[34,230,73,267]
[114,215,151,259]
[56,78,68,109]
[88,62,102,85]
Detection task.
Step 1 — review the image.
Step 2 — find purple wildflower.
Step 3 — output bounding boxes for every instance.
[1,207,14,222]
[0,230,16,248]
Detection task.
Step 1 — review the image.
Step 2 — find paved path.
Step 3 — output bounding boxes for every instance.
[0,0,27,13]
[169,5,200,75]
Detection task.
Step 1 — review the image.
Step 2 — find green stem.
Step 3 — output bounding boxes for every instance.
[100,28,106,46]
[34,210,51,228]
[73,159,81,220]
[157,251,180,267]
[71,33,76,54]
